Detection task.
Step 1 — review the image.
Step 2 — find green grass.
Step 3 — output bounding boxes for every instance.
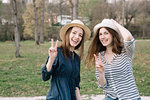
[133,40,150,96]
[0,40,150,97]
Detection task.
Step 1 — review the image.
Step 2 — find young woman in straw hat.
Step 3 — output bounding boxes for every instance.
[42,20,91,100]
[86,19,141,100]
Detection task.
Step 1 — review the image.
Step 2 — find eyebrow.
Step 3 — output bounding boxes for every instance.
[72,30,83,35]
[99,31,108,34]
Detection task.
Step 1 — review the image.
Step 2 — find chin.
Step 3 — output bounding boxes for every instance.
[70,44,77,47]
[71,43,79,47]
[102,43,107,46]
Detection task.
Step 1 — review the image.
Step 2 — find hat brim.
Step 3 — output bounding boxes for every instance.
[60,23,91,41]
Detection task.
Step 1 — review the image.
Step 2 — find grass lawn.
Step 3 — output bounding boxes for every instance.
[0,40,150,97]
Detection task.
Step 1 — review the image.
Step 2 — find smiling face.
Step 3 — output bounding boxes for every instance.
[99,27,113,48]
[69,27,84,48]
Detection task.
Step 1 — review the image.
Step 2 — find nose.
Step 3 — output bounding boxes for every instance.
[75,34,80,39]
[100,34,105,38]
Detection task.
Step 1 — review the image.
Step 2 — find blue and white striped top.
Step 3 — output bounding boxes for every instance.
[95,39,141,100]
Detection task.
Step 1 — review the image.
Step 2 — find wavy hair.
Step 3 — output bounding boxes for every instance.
[86,27,124,68]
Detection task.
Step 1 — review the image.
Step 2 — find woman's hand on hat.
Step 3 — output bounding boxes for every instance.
[48,39,58,60]
[94,53,104,73]
[111,19,133,41]
[111,19,122,28]
[111,19,126,31]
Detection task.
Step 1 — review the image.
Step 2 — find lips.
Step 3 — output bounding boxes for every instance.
[71,38,79,45]
[101,39,108,44]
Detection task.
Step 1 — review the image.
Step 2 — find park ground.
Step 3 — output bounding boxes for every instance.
[0,95,150,100]
[0,40,150,99]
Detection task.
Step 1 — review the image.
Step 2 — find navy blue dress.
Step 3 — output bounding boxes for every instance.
[42,48,80,100]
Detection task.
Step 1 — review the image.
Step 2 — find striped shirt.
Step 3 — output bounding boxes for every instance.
[95,39,140,100]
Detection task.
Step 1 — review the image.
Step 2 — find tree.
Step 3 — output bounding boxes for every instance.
[124,0,141,28]
[68,0,73,20]
[73,0,78,19]
[22,3,35,39]
[122,0,125,26]
[33,0,39,45]
[91,0,108,27]
[23,0,49,40]
[11,0,20,57]
[40,0,45,43]
[68,0,79,20]
[79,0,98,20]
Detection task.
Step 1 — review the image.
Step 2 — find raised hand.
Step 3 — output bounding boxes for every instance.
[48,39,58,60]
[111,19,133,41]
[94,53,104,73]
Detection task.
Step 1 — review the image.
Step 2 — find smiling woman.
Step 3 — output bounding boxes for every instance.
[42,20,91,100]
[86,19,141,100]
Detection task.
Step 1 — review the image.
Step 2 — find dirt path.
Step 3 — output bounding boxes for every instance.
[0,95,150,100]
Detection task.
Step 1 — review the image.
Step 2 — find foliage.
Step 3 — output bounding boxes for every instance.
[78,0,99,34]
[22,1,41,40]
[1,0,150,40]
[0,40,150,96]
[0,2,14,41]
[0,0,25,41]
[46,26,61,40]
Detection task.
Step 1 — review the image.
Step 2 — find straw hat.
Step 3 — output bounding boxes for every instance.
[93,19,122,39]
[60,20,91,41]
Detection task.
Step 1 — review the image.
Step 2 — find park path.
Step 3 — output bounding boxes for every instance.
[0,95,150,100]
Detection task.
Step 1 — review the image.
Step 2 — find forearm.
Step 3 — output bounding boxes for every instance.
[99,72,106,86]
[46,58,55,72]
[75,87,81,100]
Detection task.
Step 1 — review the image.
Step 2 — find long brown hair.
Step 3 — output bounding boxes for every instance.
[59,27,85,61]
[86,27,124,68]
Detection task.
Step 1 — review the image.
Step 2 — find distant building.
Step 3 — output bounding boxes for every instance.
[106,0,119,3]
[2,0,10,3]
[49,0,69,4]
[56,15,89,26]
[57,15,71,25]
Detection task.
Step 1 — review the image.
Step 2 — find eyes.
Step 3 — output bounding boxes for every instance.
[99,32,109,36]
[72,32,83,37]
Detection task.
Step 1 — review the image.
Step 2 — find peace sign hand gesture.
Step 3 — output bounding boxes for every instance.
[94,53,104,73]
[48,39,59,60]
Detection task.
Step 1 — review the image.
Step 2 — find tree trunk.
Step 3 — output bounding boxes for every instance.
[122,0,125,26]
[33,0,39,45]
[40,0,45,43]
[22,0,27,8]
[11,0,20,57]
[69,0,73,20]
[73,0,78,20]
[4,22,8,41]
[59,0,63,25]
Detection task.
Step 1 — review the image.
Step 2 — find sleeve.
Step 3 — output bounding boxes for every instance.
[42,53,59,81]
[75,57,80,89]
[95,69,107,89]
[124,38,135,59]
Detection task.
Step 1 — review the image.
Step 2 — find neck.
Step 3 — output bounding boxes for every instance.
[70,47,75,52]
[106,46,113,54]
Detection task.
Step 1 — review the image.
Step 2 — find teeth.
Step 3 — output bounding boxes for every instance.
[72,39,78,43]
